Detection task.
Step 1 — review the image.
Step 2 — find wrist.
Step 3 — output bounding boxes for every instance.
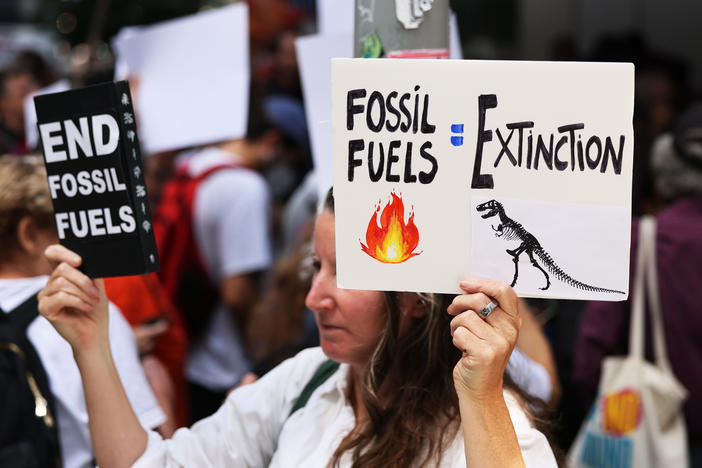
[73,339,112,368]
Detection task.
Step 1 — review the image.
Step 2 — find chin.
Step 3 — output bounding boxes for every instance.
[319,340,345,363]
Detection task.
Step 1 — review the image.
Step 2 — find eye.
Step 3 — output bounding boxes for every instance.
[311,255,321,272]
[299,253,320,282]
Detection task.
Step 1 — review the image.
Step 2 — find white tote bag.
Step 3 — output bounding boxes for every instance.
[569,217,689,468]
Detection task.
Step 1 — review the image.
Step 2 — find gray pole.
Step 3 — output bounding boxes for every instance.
[354,0,449,58]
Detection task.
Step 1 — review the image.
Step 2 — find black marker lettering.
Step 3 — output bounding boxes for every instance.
[366,91,385,133]
[347,139,364,181]
[385,91,401,132]
[385,140,401,182]
[404,142,417,183]
[368,142,384,182]
[419,141,438,184]
[346,89,366,131]
[472,94,496,189]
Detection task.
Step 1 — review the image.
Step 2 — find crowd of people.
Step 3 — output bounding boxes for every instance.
[0,2,701,467]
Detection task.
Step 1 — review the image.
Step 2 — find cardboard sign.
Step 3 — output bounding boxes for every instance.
[332,59,634,300]
[34,81,160,278]
[111,4,249,154]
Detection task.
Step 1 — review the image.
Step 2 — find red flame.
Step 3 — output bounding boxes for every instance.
[361,192,421,263]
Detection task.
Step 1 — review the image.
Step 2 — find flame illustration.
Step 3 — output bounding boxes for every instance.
[361,192,421,263]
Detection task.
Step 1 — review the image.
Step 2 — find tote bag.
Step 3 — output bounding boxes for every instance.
[569,217,689,468]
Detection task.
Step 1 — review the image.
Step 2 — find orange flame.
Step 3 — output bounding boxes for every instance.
[361,192,421,263]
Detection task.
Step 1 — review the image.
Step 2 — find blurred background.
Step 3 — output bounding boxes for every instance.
[2,0,701,458]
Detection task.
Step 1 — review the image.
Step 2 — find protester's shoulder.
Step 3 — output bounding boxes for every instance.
[503,389,558,467]
[204,165,268,196]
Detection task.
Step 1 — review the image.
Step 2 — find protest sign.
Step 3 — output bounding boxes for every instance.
[111,3,249,154]
[332,59,633,300]
[296,33,354,200]
[23,79,71,150]
[34,81,159,278]
[297,22,461,199]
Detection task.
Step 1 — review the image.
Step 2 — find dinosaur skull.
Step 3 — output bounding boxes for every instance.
[476,199,503,219]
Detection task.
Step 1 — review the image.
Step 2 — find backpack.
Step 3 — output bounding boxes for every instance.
[153,162,240,340]
[0,294,62,468]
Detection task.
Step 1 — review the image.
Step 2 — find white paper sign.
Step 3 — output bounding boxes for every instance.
[296,33,354,200]
[24,79,71,150]
[332,59,633,300]
[112,4,249,154]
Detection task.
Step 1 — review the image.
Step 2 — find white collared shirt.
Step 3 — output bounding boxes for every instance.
[134,347,557,467]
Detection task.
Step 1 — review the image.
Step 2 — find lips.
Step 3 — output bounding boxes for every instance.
[318,322,344,333]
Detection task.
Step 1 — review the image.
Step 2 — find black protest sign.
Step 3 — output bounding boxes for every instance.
[35,81,160,278]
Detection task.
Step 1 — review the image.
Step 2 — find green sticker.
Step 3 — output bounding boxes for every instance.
[362,32,383,58]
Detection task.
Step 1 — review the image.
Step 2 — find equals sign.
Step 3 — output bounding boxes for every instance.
[451,124,464,146]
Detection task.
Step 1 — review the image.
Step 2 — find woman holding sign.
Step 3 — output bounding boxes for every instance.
[37,189,558,467]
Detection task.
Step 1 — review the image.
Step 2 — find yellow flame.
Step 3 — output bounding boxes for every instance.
[375,217,405,263]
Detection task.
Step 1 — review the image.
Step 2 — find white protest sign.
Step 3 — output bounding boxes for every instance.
[112,4,249,154]
[300,14,461,199]
[332,59,633,300]
[24,79,71,150]
[317,0,354,35]
[296,33,354,200]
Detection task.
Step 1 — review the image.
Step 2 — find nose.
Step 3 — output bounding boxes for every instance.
[305,269,335,313]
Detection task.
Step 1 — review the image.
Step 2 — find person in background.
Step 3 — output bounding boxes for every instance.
[157,98,280,423]
[37,188,559,467]
[573,103,702,467]
[0,155,165,468]
[0,64,38,155]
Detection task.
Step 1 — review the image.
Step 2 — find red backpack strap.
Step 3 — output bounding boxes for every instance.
[152,162,242,339]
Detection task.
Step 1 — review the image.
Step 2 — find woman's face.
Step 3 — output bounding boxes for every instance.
[305,211,388,369]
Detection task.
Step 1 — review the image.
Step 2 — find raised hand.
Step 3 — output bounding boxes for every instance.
[37,244,108,353]
[447,277,521,400]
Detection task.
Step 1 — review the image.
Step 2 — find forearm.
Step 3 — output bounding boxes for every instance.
[75,344,148,468]
[459,390,525,468]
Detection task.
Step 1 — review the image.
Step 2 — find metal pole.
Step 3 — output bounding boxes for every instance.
[354,0,449,59]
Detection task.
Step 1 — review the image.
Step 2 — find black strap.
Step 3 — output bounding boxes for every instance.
[0,294,39,332]
[288,359,340,417]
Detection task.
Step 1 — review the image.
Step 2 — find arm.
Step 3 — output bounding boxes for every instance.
[448,278,525,468]
[38,245,147,468]
[515,299,561,405]
[220,272,262,333]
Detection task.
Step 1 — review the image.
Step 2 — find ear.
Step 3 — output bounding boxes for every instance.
[400,293,428,319]
[16,215,43,256]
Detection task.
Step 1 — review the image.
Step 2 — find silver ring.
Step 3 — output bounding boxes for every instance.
[479,300,498,319]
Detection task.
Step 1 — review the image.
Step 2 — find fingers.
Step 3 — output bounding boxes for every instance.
[44,244,82,269]
[447,290,494,316]
[39,288,95,317]
[450,309,493,341]
[459,277,519,319]
[43,272,98,308]
[448,277,521,349]
[450,309,514,358]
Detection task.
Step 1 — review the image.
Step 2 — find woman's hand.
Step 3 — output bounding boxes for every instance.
[448,277,521,401]
[37,244,108,353]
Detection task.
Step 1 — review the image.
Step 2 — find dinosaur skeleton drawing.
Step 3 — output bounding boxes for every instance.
[476,199,625,294]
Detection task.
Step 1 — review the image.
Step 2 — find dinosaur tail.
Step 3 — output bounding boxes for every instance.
[534,248,625,295]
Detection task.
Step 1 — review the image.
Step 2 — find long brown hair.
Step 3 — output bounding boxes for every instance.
[323,190,461,467]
